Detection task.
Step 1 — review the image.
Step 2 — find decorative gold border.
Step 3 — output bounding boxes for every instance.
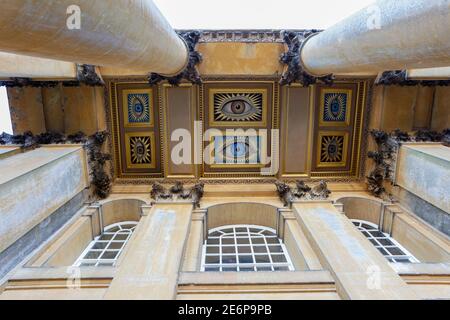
[207,131,267,169]
[208,88,268,127]
[319,88,352,127]
[316,131,349,168]
[124,132,156,169]
[122,88,155,128]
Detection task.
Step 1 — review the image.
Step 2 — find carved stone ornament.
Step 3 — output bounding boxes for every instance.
[149,31,203,86]
[76,64,105,86]
[376,70,450,86]
[0,64,104,88]
[279,30,334,87]
[0,130,112,200]
[366,129,450,198]
[150,181,205,208]
[275,180,331,207]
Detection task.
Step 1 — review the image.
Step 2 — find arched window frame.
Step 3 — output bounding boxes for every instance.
[74,221,137,267]
[201,224,295,272]
[352,219,418,263]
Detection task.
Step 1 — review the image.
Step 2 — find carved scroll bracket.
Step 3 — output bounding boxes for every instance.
[0,64,104,88]
[149,31,203,86]
[279,30,334,87]
[150,181,205,209]
[366,129,450,198]
[376,70,450,86]
[275,180,332,207]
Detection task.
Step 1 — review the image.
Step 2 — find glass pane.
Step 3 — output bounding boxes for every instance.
[238,255,254,264]
[378,238,394,246]
[92,242,108,249]
[222,238,235,245]
[255,255,270,263]
[206,256,220,264]
[265,238,280,244]
[222,246,236,254]
[268,245,284,253]
[222,255,237,264]
[108,242,125,250]
[99,234,114,241]
[239,267,255,272]
[114,234,129,241]
[101,251,119,260]
[256,266,273,272]
[271,254,287,263]
[253,246,268,254]
[369,231,385,238]
[251,237,265,244]
[362,223,376,230]
[85,251,102,259]
[222,267,238,272]
[237,246,251,254]
[207,238,220,245]
[205,267,220,272]
[206,246,220,254]
[386,247,405,256]
[236,238,250,244]
[273,266,290,271]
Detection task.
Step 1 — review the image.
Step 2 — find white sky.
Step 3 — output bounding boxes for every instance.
[153,0,375,29]
[0,87,12,134]
[0,0,376,134]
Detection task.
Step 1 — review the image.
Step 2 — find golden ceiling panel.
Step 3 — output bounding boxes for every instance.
[109,81,163,179]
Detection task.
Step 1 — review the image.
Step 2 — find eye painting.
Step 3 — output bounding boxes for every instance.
[214,136,262,165]
[127,93,150,123]
[214,93,263,122]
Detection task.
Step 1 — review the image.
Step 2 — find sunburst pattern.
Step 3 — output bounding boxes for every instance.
[127,93,150,123]
[214,93,263,122]
[323,93,347,122]
[130,136,152,164]
[321,135,344,163]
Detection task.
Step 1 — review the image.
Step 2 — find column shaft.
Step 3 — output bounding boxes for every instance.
[0,0,188,74]
[301,0,450,75]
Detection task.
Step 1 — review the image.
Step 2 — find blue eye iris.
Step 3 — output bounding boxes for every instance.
[330,99,341,116]
[134,102,143,113]
[227,142,248,158]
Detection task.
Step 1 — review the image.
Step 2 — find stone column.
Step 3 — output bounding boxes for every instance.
[293,202,417,299]
[0,0,188,75]
[300,0,450,76]
[105,204,193,300]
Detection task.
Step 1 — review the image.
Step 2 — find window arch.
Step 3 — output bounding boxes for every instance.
[352,219,418,263]
[74,222,137,267]
[201,225,294,272]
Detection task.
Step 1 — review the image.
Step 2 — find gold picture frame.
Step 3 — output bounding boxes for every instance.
[319,88,352,127]
[122,88,154,128]
[316,131,349,168]
[208,88,268,127]
[125,132,156,169]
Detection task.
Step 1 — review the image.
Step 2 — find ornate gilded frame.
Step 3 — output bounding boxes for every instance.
[124,131,156,169]
[122,88,155,128]
[207,131,268,169]
[319,88,353,127]
[316,131,349,168]
[208,88,268,127]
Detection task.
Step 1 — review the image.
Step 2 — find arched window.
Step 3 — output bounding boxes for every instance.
[352,220,418,263]
[201,225,294,272]
[74,222,137,267]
